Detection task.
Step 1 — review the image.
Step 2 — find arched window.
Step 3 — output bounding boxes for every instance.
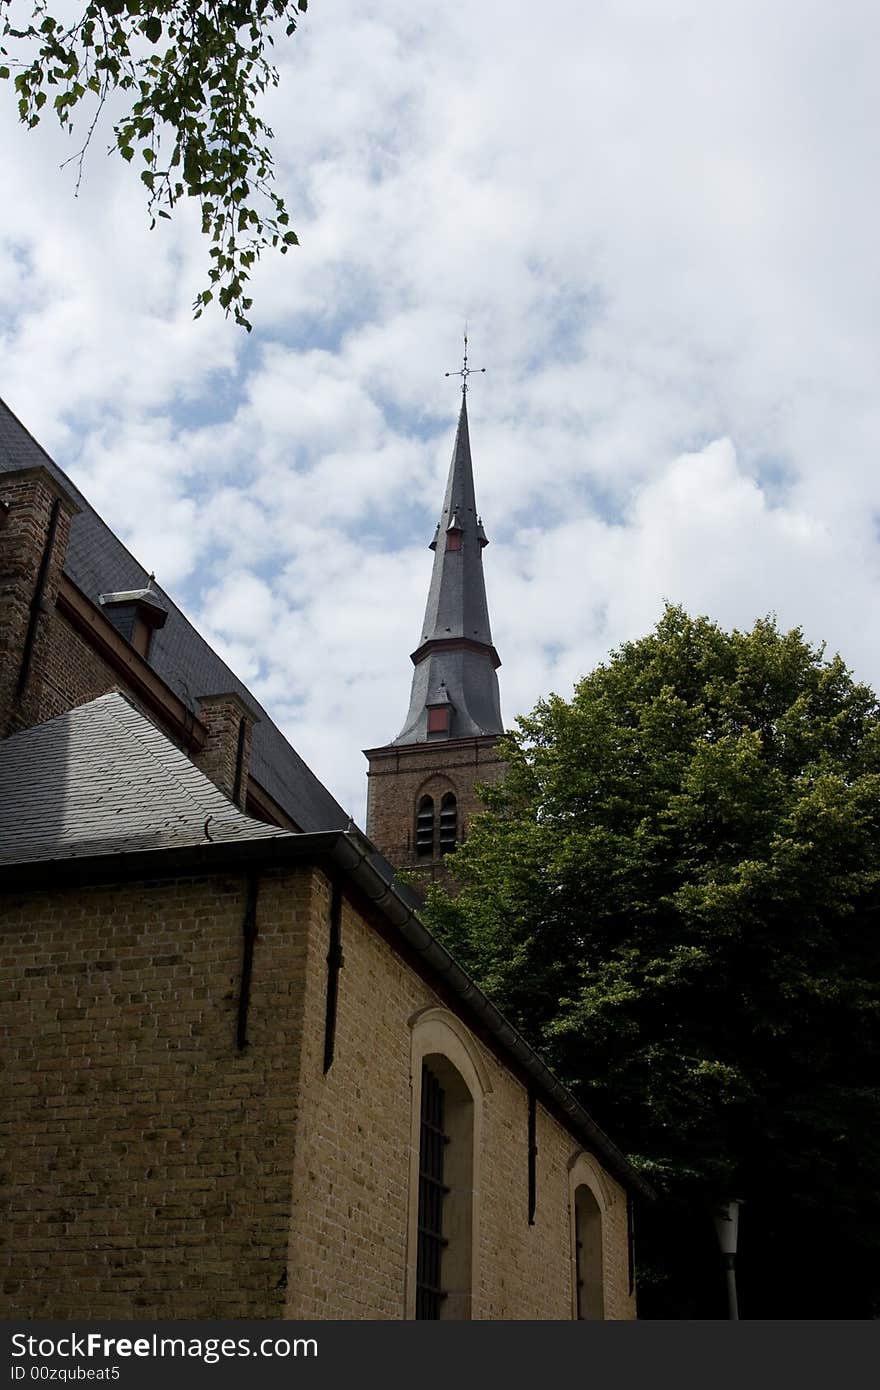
[407,1008,492,1320]
[438,793,457,855]
[416,1057,475,1318]
[574,1184,604,1318]
[415,796,434,856]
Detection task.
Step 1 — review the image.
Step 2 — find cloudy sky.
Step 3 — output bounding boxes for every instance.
[2,1,879,822]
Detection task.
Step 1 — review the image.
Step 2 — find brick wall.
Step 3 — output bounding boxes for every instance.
[0,465,238,800]
[283,870,636,1320]
[0,469,78,738]
[1,863,636,1320]
[194,695,255,808]
[0,869,313,1319]
[365,738,506,888]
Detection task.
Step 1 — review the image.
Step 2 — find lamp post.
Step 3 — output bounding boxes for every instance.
[714,1199,743,1320]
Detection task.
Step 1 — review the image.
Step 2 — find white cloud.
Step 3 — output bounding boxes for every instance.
[2,0,880,820]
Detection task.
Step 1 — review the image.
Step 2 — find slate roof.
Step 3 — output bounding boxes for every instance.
[393,393,504,745]
[0,398,348,831]
[0,692,292,865]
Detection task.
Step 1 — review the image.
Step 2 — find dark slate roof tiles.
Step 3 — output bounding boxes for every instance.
[393,394,504,745]
[0,692,291,865]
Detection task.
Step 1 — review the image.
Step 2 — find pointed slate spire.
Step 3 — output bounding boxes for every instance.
[394,394,503,745]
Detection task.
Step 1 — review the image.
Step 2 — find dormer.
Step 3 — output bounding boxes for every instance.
[426,681,454,737]
[446,510,463,552]
[98,583,168,659]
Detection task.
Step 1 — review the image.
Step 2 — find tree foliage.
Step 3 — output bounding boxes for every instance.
[1,0,307,328]
[423,607,880,1316]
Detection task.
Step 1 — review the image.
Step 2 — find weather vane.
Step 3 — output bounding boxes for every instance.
[445,328,485,395]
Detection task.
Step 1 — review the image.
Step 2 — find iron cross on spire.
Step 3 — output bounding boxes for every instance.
[445,330,486,395]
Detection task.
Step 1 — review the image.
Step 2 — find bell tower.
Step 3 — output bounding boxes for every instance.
[364,351,506,887]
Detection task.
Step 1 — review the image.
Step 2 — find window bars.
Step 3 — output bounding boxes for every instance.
[416,1064,449,1318]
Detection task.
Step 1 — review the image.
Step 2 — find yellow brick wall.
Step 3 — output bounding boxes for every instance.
[1,864,636,1320]
[284,871,636,1320]
[0,870,312,1319]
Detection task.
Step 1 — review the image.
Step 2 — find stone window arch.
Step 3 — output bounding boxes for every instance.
[406,1008,491,1319]
[568,1151,611,1320]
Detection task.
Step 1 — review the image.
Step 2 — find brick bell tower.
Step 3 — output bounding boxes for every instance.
[364,347,506,888]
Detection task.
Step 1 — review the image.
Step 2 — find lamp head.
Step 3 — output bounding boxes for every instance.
[714,1199,744,1256]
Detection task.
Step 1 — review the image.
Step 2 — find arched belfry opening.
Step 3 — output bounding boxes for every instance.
[415,795,435,856]
[363,375,506,888]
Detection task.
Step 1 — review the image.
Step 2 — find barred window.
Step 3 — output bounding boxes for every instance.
[407,1011,488,1321]
[416,1064,449,1319]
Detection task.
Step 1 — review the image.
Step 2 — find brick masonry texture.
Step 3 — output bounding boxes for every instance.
[283,871,635,1320]
[366,738,506,890]
[194,695,255,808]
[1,866,635,1320]
[0,471,77,739]
[0,870,310,1319]
[1,470,215,785]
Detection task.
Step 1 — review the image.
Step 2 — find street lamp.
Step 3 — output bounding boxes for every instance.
[714,1199,743,1320]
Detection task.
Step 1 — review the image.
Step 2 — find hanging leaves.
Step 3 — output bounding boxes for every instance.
[1,0,311,329]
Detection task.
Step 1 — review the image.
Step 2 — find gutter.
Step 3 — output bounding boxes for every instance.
[0,826,655,1202]
[329,828,656,1203]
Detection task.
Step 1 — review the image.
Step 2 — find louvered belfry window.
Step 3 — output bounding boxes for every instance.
[438,793,458,855]
[416,1064,449,1319]
[415,796,435,856]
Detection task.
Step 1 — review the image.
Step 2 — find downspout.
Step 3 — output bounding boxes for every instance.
[322,878,344,1073]
[16,497,61,699]
[232,716,247,806]
[236,872,259,1050]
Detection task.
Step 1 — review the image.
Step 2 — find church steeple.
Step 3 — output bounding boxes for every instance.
[393,392,503,745]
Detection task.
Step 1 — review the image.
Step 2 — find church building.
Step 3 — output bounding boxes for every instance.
[0,387,652,1320]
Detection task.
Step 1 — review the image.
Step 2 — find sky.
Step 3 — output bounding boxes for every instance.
[2,0,880,823]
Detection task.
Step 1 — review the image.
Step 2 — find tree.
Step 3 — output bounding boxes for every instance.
[0,0,308,328]
[423,607,880,1317]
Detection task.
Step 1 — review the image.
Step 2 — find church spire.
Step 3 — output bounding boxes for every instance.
[393,391,503,745]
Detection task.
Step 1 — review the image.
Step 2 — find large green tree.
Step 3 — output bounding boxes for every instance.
[1,0,308,328]
[424,607,880,1317]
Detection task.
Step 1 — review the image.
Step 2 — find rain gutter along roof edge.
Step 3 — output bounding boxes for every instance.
[0,827,656,1202]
